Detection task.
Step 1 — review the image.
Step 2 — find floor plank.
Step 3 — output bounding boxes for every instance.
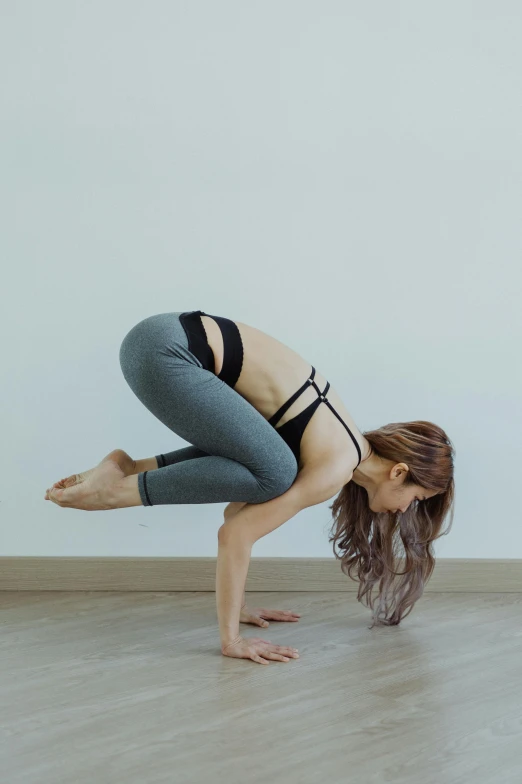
[2,591,521,784]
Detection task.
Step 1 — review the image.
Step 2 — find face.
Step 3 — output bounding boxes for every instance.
[369,463,439,514]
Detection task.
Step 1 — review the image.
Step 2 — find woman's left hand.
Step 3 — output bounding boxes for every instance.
[239,604,301,628]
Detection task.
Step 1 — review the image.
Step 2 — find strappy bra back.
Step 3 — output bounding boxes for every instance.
[178,310,362,469]
[268,366,362,468]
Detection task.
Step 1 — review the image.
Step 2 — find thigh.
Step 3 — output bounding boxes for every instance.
[120,312,299,491]
[150,366,298,488]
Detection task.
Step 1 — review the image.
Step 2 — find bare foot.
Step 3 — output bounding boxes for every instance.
[45,458,125,510]
[45,449,132,509]
[45,449,134,498]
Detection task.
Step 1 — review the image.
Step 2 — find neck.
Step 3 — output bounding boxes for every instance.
[351,446,388,496]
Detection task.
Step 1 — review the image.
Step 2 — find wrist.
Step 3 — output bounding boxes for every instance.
[221,633,242,653]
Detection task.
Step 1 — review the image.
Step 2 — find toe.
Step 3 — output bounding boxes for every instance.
[48,487,66,505]
[55,484,86,507]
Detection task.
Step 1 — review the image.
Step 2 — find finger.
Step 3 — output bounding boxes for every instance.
[252,656,269,665]
[265,653,290,662]
[247,616,269,628]
[259,642,298,657]
[273,647,299,657]
[259,610,300,621]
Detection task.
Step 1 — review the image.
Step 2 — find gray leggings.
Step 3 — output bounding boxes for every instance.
[118,312,299,506]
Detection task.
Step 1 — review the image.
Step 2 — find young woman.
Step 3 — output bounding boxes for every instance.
[45,310,455,665]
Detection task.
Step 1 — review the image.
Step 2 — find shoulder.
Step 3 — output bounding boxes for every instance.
[292,457,354,508]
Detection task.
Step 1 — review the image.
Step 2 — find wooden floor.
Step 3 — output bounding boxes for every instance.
[2,590,521,784]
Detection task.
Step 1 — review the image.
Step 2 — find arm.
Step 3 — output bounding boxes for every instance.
[217,482,306,651]
[217,465,345,650]
[216,535,253,650]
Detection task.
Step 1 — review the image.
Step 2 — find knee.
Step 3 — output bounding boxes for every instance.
[257,454,298,502]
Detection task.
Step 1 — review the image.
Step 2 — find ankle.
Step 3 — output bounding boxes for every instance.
[110,474,143,509]
[133,457,159,474]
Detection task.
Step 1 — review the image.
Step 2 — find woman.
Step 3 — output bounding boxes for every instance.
[45,310,455,665]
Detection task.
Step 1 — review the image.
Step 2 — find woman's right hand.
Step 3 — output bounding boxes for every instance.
[221,635,300,665]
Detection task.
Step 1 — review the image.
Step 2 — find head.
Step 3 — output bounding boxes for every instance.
[356,451,442,516]
[328,420,455,628]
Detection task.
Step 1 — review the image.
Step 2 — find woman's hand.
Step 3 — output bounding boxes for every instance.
[239,603,301,629]
[221,635,300,665]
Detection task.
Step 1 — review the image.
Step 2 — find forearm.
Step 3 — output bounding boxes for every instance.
[216,485,308,649]
[216,535,252,649]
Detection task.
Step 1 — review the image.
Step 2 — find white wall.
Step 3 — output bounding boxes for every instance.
[2,2,520,557]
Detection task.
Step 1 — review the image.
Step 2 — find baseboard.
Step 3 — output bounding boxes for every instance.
[0,557,521,592]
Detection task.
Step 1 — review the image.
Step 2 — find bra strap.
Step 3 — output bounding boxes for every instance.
[268,366,316,426]
[322,400,362,466]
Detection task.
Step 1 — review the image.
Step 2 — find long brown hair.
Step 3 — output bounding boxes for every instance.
[328,420,455,628]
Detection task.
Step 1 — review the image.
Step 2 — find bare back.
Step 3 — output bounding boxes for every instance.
[200,314,369,478]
